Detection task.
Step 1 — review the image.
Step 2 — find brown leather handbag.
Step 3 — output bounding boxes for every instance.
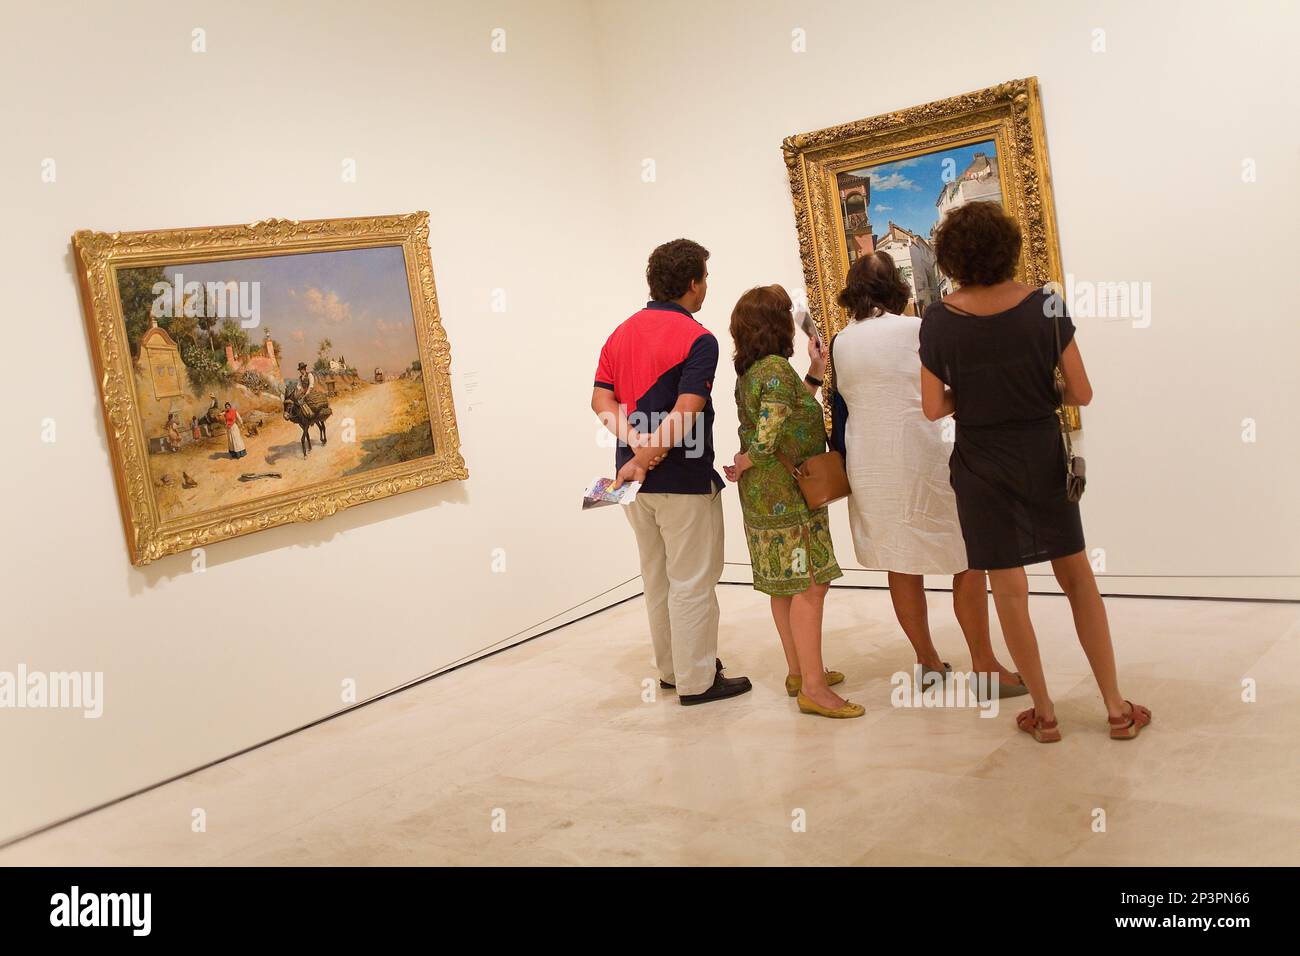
[770,340,852,510]
[775,448,850,510]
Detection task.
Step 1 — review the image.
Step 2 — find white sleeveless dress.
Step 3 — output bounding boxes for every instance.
[832,313,967,575]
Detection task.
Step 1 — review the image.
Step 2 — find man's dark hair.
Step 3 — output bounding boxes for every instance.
[933,201,1022,287]
[646,239,709,302]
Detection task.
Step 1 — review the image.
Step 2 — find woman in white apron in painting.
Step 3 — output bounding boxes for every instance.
[224,402,247,460]
[828,250,1026,698]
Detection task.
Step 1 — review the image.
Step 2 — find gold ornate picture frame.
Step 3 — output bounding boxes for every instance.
[782,76,1080,429]
[73,212,467,566]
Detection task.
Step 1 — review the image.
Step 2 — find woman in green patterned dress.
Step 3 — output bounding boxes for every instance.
[724,285,862,719]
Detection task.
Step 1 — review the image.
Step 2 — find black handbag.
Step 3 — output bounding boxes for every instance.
[1052,314,1086,502]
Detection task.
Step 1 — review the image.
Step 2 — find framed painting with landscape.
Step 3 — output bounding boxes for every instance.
[73,211,467,566]
[782,76,1079,430]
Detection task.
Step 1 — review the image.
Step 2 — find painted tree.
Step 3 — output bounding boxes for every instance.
[198,314,219,355]
[117,265,169,356]
[169,312,199,345]
[219,319,250,362]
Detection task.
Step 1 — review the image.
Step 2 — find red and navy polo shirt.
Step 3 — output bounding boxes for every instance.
[594,301,723,494]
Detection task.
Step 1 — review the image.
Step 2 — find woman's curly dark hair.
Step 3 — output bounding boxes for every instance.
[837,250,911,319]
[646,238,709,302]
[933,201,1022,287]
[730,285,794,376]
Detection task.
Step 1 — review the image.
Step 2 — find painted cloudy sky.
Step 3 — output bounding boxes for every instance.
[161,245,419,378]
[846,139,1001,241]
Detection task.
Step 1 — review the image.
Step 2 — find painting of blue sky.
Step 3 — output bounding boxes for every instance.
[123,242,437,522]
[160,245,418,378]
[847,139,1001,241]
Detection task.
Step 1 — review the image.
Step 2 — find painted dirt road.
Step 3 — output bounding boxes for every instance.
[150,378,434,520]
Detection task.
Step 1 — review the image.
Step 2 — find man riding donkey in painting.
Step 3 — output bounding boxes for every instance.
[285,361,332,456]
[294,363,320,417]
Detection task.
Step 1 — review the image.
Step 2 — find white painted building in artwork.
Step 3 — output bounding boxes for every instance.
[935,150,1002,220]
[934,151,1004,296]
[876,221,939,315]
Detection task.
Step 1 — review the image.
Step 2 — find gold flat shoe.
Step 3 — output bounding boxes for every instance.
[785,670,845,697]
[796,691,865,719]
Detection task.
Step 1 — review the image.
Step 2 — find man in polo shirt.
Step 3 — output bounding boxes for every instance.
[591,239,752,706]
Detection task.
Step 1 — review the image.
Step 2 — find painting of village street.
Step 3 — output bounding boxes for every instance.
[119,245,435,521]
[838,139,1004,314]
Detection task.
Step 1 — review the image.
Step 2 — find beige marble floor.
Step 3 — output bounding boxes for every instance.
[3,585,1298,866]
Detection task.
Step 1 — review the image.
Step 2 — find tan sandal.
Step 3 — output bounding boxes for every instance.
[1016,707,1061,743]
[1108,700,1152,740]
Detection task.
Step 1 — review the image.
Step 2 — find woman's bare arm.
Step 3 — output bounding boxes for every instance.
[920,365,955,421]
[1059,339,1093,406]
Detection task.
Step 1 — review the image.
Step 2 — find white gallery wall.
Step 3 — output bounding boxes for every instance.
[0,0,641,843]
[1,0,1296,842]
[589,0,1300,600]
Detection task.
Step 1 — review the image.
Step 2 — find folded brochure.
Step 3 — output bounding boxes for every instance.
[582,476,641,509]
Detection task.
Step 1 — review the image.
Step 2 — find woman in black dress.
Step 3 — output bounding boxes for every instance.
[918,202,1150,742]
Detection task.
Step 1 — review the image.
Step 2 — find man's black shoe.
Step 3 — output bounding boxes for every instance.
[660,657,725,690]
[679,670,753,706]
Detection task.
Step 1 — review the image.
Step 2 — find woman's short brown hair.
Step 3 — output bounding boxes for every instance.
[933,201,1022,287]
[730,285,794,376]
[837,250,911,320]
[646,238,709,302]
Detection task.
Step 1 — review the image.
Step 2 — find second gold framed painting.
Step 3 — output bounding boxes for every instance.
[782,76,1078,427]
[73,212,467,566]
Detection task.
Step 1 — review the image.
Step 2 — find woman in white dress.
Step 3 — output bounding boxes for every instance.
[829,251,1024,695]
[224,402,247,460]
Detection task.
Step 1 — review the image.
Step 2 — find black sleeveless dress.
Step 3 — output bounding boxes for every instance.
[918,288,1084,570]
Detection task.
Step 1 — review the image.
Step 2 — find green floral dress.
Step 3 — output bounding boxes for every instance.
[736,354,842,596]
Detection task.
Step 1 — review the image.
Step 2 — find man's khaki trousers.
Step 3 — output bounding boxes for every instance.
[624,490,724,696]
